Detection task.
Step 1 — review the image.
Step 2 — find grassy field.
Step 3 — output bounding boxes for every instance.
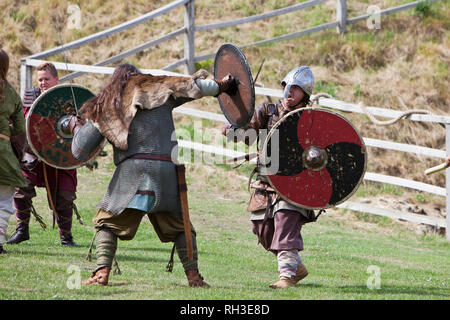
[1,147,449,300]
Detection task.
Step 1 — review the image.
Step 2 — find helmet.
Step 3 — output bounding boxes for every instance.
[281,66,314,98]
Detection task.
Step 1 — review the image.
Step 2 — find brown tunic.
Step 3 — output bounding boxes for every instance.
[226,101,317,252]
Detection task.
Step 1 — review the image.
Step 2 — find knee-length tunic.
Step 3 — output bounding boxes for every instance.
[0,82,27,188]
[98,99,183,218]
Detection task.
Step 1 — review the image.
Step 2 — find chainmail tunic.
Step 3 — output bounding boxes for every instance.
[98,97,189,218]
[73,79,220,218]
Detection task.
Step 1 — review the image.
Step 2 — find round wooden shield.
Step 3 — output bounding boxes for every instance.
[26,84,102,169]
[214,43,255,128]
[261,107,367,210]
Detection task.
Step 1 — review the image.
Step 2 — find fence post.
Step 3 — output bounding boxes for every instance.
[20,59,33,98]
[184,0,195,74]
[446,124,450,240]
[336,0,347,33]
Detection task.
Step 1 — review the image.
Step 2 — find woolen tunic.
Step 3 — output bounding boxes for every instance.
[0,82,27,188]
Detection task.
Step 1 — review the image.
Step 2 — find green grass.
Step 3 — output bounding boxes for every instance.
[315,80,338,97]
[1,154,449,300]
[355,181,404,198]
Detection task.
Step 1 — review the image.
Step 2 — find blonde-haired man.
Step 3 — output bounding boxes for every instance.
[7,62,80,247]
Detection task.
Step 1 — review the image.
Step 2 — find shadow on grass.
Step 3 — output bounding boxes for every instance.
[337,285,449,298]
[5,241,91,249]
[4,247,89,260]
[72,286,134,297]
[202,281,324,292]
[114,254,168,263]
[123,246,173,253]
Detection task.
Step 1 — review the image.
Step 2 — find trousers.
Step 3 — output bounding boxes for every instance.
[92,208,198,272]
[14,186,75,235]
[0,185,15,245]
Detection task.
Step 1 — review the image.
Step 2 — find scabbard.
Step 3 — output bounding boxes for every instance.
[175,164,194,262]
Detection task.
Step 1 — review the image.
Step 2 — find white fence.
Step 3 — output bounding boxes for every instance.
[20,0,448,238]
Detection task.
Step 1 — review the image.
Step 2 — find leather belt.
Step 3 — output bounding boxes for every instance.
[126,153,173,162]
[136,190,155,196]
[0,133,10,141]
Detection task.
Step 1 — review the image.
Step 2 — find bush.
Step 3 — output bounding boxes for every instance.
[415,0,433,18]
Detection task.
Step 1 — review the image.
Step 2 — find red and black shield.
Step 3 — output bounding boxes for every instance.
[261,108,366,210]
[26,84,104,169]
[214,43,255,128]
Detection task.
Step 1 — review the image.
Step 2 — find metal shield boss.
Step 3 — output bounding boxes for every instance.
[261,108,367,210]
[214,43,255,128]
[26,84,104,169]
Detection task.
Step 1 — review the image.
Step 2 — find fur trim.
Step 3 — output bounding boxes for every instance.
[93,70,208,150]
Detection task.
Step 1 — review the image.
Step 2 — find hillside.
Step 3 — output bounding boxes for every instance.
[1,0,449,232]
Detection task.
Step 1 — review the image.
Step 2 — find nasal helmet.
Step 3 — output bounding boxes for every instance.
[281,66,314,98]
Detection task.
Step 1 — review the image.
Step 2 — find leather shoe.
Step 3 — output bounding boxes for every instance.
[82,267,111,286]
[6,225,29,245]
[269,276,297,289]
[185,269,210,288]
[60,233,80,247]
[295,264,308,283]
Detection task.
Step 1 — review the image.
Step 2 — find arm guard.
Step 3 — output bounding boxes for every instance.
[72,120,104,162]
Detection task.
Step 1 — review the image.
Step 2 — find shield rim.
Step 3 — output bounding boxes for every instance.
[214,43,255,128]
[261,107,367,210]
[26,83,104,170]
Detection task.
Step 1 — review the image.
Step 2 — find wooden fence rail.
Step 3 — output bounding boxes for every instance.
[20,0,448,238]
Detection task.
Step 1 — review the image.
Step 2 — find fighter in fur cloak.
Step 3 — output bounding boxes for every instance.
[70,64,235,287]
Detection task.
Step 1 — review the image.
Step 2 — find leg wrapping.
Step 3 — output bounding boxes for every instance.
[277,249,302,278]
[95,229,118,271]
[175,232,198,271]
